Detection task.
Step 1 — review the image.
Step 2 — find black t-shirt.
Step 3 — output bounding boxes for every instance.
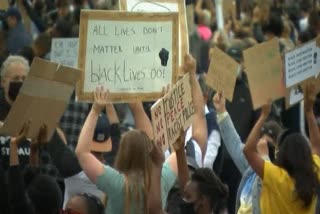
[0,136,30,171]
[185,0,195,5]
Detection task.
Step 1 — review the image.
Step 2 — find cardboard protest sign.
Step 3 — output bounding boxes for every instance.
[223,0,236,17]
[285,75,320,109]
[77,10,179,102]
[151,73,194,151]
[120,0,188,74]
[0,58,80,140]
[0,0,9,10]
[285,38,320,88]
[207,47,240,101]
[243,38,285,109]
[51,38,79,68]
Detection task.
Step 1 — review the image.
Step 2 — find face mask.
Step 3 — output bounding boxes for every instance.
[180,200,196,214]
[8,81,23,102]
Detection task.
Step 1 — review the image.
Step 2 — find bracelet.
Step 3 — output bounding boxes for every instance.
[216,111,229,123]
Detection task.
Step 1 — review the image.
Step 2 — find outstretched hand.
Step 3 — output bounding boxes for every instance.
[173,129,186,151]
[213,91,226,114]
[35,124,48,144]
[261,99,272,119]
[13,120,31,145]
[183,54,197,75]
[92,86,109,113]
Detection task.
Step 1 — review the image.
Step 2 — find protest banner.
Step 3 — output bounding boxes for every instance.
[77,10,179,102]
[243,38,285,109]
[285,38,320,88]
[51,38,79,68]
[207,47,240,101]
[151,73,194,151]
[0,58,80,140]
[120,0,188,74]
[0,0,9,10]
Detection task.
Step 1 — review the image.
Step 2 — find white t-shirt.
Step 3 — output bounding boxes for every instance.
[63,171,105,208]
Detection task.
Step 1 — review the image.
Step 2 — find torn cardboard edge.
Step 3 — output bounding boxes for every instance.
[0,57,81,140]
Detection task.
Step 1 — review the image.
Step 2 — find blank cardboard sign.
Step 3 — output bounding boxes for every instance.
[207,47,240,101]
[243,38,285,109]
[0,0,9,10]
[0,58,80,140]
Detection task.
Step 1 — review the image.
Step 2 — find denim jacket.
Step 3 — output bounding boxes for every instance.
[218,113,262,214]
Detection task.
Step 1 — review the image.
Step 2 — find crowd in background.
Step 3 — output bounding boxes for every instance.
[1,0,320,214]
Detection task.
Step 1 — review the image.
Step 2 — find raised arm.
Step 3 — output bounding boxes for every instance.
[243,101,271,178]
[75,88,108,183]
[105,103,121,165]
[184,54,208,159]
[129,102,154,140]
[213,92,249,174]
[29,124,47,166]
[149,142,165,214]
[304,84,320,156]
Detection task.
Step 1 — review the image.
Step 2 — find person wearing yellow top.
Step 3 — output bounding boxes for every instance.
[243,83,320,214]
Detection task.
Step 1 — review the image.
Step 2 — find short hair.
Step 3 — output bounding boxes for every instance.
[262,14,284,37]
[1,55,30,78]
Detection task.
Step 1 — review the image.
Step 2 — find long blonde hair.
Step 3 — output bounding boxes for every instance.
[114,130,153,214]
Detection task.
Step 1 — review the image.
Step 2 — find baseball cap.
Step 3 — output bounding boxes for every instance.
[90,113,112,152]
[5,7,22,21]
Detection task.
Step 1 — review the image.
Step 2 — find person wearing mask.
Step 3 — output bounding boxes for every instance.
[5,7,32,54]
[213,91,282,214]
[243,83,320,214]
[0,55,30,170]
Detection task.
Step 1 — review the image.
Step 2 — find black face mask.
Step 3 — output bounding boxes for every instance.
[8,81,23,102]
[180,200,196,214]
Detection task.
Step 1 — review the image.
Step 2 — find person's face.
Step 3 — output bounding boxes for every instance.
[65,195,88,214]
[6,16,17,29]
[2,63,27,104]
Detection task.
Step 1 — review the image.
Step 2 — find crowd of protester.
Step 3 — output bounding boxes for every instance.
[1,0,320,213]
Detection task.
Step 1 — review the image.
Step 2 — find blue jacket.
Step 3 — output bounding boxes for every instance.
[218,113,262,214]
[7,22,32,54]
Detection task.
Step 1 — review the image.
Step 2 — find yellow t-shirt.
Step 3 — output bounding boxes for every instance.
[260,155,320,214]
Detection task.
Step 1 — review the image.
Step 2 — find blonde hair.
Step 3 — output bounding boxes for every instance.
[114,130,153,214]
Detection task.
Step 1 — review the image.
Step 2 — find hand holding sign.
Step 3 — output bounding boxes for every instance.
[92,87,110,113]
[213,91,227,114]
[183,54,196,74]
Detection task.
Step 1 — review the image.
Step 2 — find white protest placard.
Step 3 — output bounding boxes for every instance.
[51,38,79,68]
[285,39,320,87]
[151,73,194,151]
[120,0,188,73]
[77,11,179,102]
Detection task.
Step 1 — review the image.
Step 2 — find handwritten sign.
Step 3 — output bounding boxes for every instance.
[51,38,79,68]
[151,73,194,151]
[77,11,179,102]
[243,38,285,109]
[285,39,320,87]
[207,47,240,101]
[120,0,188,73]
[0,58,80,140]
[0,0,9,10]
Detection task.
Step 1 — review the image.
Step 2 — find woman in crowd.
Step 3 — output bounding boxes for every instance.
[212,91,282,214]
[243,83,320,214]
